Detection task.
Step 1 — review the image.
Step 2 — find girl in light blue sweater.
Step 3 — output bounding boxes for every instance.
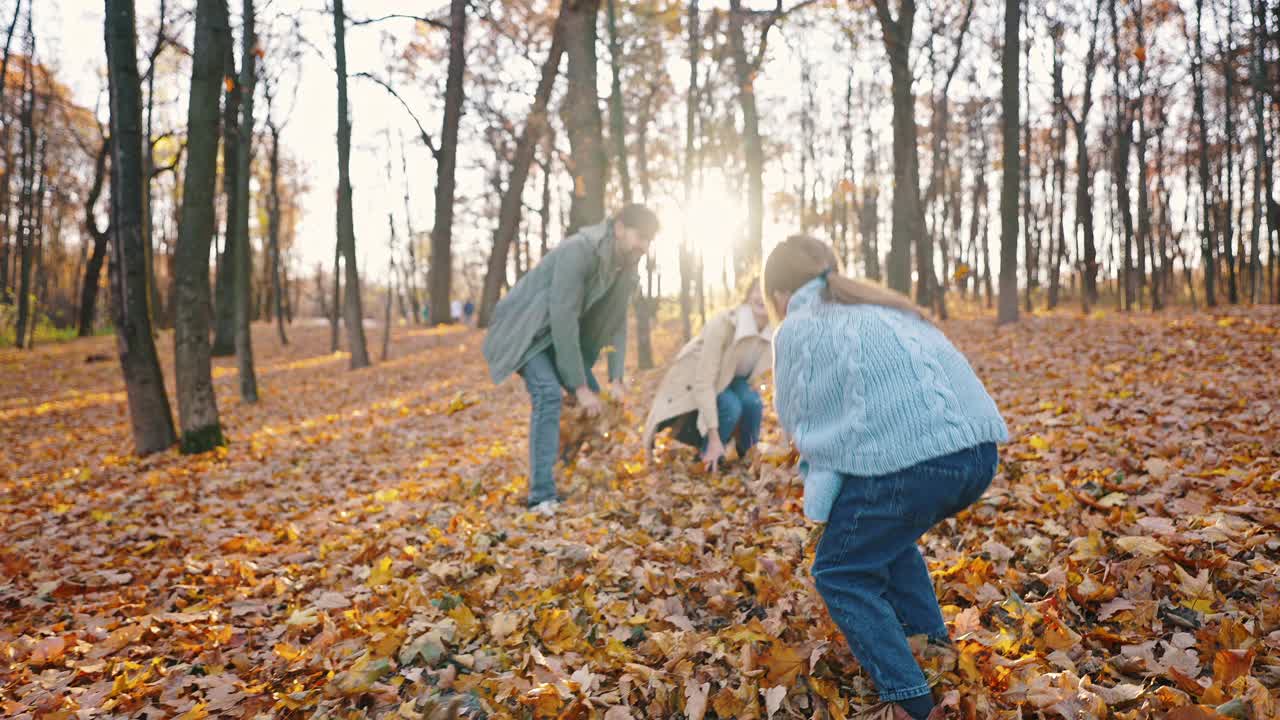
[765,236,1008,720]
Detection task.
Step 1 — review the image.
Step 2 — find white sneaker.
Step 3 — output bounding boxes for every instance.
[530,499,561,516]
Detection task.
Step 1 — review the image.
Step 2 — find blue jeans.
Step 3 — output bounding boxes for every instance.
[812,443,998,703]
[518,349,599,506]
[666,376,763,455]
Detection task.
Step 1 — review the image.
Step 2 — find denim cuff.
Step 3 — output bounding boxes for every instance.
[880,683,934,703]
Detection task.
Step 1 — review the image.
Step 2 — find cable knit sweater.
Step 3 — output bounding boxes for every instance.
[773,277,1008,522]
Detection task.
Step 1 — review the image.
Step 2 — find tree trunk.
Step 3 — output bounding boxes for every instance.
[563,0,607,235]
[428,0,466,327]
[1021,7,1034,315]
[233,0,259,401]
[477,3,567,328]
[268,123,287,345]
[872,0,924,297]
[1249,0,1269,302]
[1134,0,1157,309]
[679,0,699,343]
[1220,0,1239,304]
[861,120,882,281]
[0,0,22,305]
[726,0,764,275]
[997,0,1021,324]
[1193,0,1215,306]
[212,35,239,356]
[1048,21,1066,309]
[172,0,228,453]
[104,0,177,454]
[80,137,111,336]
[333,0,371,366]
[1110,0,1135,311]
[398,138,421,323]
[14,10,36,348]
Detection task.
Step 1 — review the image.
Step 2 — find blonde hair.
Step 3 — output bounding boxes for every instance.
[763,235,923,323]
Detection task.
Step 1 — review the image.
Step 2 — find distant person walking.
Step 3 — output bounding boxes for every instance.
[764,235,1008,720]
[463,300,476,326]
[483,204,659,511]
[450,299,463,323]
[644,279,772,471]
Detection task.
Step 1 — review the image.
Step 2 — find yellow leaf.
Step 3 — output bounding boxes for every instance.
[274,642,305,662]
[1028,435,1049,451]
[367,556,394,587]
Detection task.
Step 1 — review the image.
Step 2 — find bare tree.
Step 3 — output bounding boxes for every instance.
[79,134,111,336]
[563,0,607,233]
[871,0,926,297]
[478,2,569,328]
[104,0,177,454]
[212,27,240,356]
[173,0,229,452]
[1064,1,1102,309]
[333,0,371,366]
[427,0,467,326]
[1192,0,1215,306]
[232,0,259,400]
[997,0,1021,324]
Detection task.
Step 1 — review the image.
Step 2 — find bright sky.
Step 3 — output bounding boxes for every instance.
[31,0,1076,298]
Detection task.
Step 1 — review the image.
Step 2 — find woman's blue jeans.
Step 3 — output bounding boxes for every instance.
[813,443,998,703]
[518,349,599,506]
[668,376,763,455]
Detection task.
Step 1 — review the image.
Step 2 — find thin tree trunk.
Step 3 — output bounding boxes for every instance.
[105,0,177,454]
[14,9,36,348]
[212,34,239,356]
[1048,19,1066,309]
[1110,0,1135,311]
[1193,0,1215,306]
[398,136,421,323]
[333,0,371,365]
[1220,0,1239,304]
[679,0,698,343]
[80,136,111,336]
[1021,6,1034,314]
[173,0,227,452]
[1249,0,1268,301]
[997,0,1021,324]
[233,0,259,401]
[142,0,167,328]
[428,0,467,327]
[1135,0,1157,309]
[563,0,607,234]
[268,123,287,345]
[727,0,764,276]
[872,0,925,297]
[477,3,567,328]
[0,0,23,305]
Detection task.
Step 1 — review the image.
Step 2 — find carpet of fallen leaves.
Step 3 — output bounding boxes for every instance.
[1,307,1278,720]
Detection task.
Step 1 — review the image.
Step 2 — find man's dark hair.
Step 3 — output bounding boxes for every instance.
[614,204,660,238]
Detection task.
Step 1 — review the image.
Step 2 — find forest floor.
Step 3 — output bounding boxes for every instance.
[1,306,1278,719]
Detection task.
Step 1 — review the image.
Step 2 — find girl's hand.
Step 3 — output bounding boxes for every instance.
[702,435,726,472]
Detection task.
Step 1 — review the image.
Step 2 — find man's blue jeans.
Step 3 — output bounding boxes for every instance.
[812,443,998,703]
[518,349,599,506]
[668,376,763,456]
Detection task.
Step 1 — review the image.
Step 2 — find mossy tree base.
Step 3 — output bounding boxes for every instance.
[180,424,226,454]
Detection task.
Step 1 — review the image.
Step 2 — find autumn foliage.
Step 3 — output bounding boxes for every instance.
[1,311,1278,718]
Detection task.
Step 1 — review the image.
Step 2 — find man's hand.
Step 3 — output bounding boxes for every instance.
[702,434,726,473]
[609,380,626,401]
[575,387,603,417]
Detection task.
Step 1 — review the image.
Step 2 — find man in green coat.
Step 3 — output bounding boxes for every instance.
[483,204,659,511]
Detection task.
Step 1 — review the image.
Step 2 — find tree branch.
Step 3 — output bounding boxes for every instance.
[751,0,822,70]
[352,71,441,159]
[150,139,186,179]
[349,13,449,31]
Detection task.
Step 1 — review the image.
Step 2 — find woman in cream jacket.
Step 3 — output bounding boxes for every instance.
[644,281,773,470]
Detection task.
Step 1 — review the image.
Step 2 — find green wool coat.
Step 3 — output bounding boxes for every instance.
[483,221,637,389]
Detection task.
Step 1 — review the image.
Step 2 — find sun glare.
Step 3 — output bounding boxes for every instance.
[656,174,744,287]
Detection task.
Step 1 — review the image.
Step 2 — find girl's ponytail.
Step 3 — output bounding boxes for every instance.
[764,235,923,320]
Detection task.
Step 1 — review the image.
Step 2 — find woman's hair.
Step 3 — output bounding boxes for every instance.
[762,234,923,322]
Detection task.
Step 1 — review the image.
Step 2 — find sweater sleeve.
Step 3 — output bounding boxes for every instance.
[799,460,843,523]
